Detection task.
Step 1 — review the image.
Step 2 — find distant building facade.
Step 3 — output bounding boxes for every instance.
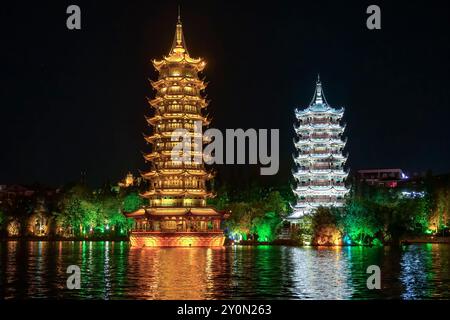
[117,172,142,189]
[0,184,60,237]
[357,168,408,188]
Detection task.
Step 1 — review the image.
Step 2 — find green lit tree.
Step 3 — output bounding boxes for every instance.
[225,202,253,240]
[339,199,380,245]
[252,211,282,242]
[122,192,143,213]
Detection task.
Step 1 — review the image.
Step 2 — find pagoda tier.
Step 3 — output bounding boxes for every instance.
[287,77,350,222]
[125,13,227,246]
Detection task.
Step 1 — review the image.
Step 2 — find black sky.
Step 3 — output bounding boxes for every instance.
[1,0,449,187]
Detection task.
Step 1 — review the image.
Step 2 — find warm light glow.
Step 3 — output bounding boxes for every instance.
[7,220,20,236]
[131,233,225,247]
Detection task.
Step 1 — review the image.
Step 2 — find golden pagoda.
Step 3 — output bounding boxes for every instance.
[126,12,227,247]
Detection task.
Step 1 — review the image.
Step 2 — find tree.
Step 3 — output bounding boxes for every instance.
[339,199,380,245]
[295,214,313,245]
[122,192,143,213]
[252,211,282,242]
[311,207,343,245]
[209,185,230,210]
[430,187,450,233]
[0,209,5,237]
[225,202,253,240]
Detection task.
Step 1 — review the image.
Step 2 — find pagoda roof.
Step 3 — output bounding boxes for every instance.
[293,152,348,160]
[153,55,205,71]
[143,152,160,161]
[147,96,209,108]
[146,114,210,125]
[152,13,206,71]
[141,169,212,179]
[125,208,146,218]
[294,138,346,146]
[293,168,349,175]
[141,189,213,198]
[124,207,227,218]
[293,188,349,196]
[151,77,205,90]
[149,207,222,217]
[295,76,345,116]
[294,185,349,191]
[294,123,346,132]
[296,108,344,116]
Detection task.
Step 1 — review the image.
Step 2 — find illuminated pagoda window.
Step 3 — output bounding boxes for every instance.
[125,10,227,247]
[287,76,350,222]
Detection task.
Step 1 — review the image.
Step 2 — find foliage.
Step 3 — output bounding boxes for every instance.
[208,185,230,210]
[226,202,253,241]
[430,187,450,232]
[302,183,435,246]
[53,184,134,238]
[252,211,282,242]
[1,173,449,243]
[311,207,342,245]
[295,215,313,245]
[0,210,5,227]
[339,198,381,245]
[222,185,290,242]
[122,192,143,213]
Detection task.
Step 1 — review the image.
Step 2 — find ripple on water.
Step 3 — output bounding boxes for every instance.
[0,242,449,299]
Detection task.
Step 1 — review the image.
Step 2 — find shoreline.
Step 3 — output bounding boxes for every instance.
[1,237,449,246]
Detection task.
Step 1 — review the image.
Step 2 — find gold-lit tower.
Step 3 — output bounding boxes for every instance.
[126,12,227,247]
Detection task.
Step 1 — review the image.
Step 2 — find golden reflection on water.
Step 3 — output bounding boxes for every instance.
[128,247,226,299]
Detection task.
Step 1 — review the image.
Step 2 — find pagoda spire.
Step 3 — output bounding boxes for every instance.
[170,6,188,54]
[311,74,327,105]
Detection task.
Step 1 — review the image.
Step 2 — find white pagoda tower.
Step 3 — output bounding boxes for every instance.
[288,76,349,222]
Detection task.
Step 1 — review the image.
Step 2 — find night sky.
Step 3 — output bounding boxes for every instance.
[1,1,449,187]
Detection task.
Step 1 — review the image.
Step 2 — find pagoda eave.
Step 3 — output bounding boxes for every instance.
[127,206,227,218]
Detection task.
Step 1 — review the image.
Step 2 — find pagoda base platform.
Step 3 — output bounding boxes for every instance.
[129,231,226,247]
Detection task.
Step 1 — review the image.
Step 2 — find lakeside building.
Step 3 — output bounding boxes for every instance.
[0,185,59,237]
[287,77,350,223]
[357,168,408,188]
[117,172,142,189]
[125,13,227,247]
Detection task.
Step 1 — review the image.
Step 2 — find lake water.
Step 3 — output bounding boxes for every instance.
[0,241,449,299]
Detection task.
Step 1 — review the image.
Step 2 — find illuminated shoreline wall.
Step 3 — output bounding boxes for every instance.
[129,232,225,247]
[288,77,349,222]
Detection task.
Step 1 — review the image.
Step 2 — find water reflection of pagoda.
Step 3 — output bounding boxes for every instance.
[126,12,227,247]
